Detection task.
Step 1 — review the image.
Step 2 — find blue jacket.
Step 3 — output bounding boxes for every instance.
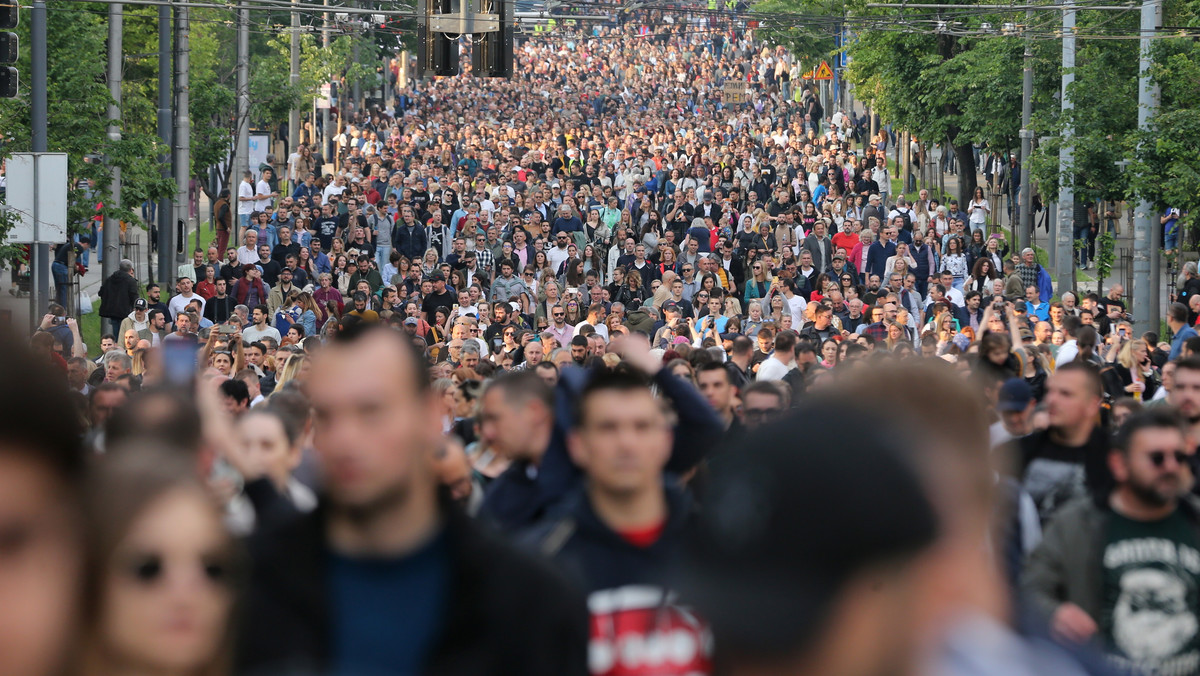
[1036,264,1054,303]
[865,240,897,281]
[479,366,722,533]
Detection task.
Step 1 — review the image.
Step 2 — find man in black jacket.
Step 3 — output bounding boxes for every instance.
[237,324,588,676]
[526,370,712,675]
[98,258,140,338]
[478,335,722,532]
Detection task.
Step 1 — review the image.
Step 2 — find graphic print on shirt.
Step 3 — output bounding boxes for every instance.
[587,585,712,676]
[1102,521,1200,676]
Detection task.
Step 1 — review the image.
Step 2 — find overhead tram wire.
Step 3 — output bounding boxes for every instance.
[27,0,1193,42]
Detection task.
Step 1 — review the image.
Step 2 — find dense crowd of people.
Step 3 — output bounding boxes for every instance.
[11,5,1200,676]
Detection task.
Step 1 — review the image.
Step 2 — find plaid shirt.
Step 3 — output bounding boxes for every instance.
[862,321,889,343]
[474,245,494,274]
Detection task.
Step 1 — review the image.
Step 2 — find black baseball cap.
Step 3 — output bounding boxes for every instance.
[678,401,938,656]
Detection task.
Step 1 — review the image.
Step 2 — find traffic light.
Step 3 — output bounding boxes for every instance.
[0,1,16,99]
[471,0,512,78]
[0,0,15,29]
[418,0,459,78]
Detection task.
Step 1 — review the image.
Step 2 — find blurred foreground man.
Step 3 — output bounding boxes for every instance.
[679,401,939,676]
[237,324,587,675]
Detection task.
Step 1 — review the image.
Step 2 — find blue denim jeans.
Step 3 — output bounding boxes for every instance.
[51,261,69,306]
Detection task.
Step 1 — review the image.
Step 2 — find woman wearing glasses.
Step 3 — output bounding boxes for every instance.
[79,449,238,676]
[742,258,774,305]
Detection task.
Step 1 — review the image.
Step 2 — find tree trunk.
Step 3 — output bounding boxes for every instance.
[954,142,977,211]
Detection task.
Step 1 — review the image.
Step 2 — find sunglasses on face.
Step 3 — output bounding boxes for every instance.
[122,551,233,587]
[1148,450,1193,468]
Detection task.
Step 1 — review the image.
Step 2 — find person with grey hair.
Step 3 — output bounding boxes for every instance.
[459,343,482,371]
[99,257,140,338]
[103,350,132,383]
[1060,291,1080,316]
[1179,261,1200,306]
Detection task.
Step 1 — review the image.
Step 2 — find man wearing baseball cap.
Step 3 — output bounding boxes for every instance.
[422,271,456,325]
[679,400,939,675]
[992,377,1036,448]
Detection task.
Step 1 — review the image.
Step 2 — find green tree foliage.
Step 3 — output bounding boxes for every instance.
[0,2,174,257]
[1130,20,1200,243]
[1028,10,1138,206]
[1,2,385,254]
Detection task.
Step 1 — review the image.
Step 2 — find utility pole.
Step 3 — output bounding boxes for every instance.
[155,3,171,286]
[289,0,300,185]
[321,0,330,167]
[351,0,361,113]
[173,4,189,266]
[235,0,249,246]
[1055,0,1076,294]
[30,0,47,324]
[104,1,122,286]
[383,55,391,109]
[1132,0,1162,336]
[1017,7,1034,253]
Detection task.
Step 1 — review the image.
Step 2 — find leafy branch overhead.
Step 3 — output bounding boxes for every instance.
[0,1,386,251]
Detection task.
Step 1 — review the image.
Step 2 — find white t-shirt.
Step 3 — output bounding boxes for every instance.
[242,325,282,344]
[576,321,609,341]
[785,294,808,324]
[323,183,347,202]
[547,245,571,272]
[168,293,205,321]
[286,152,302,182]
[238,180,256,215]
[1056,339,1079,365]
[757,355,793,382]
[255,179,275,212]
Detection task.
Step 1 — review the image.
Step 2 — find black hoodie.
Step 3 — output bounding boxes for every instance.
[524,484,711,675]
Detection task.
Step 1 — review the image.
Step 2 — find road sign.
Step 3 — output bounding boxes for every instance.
[316,83,331,109]
[802,69,814,79]
[814,60,834,80]
[723,80,748,104]
[4,153,68,244]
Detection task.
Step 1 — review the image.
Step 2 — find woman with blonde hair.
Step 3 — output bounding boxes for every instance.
[743,300,765,338]
[1102,335,1159,401]
[913,199,931,232]
[274,353,309,391]
[420,247,440,276]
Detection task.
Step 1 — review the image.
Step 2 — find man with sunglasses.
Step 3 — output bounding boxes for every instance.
[1024,408,1200,673]
[1015,362,1111,526]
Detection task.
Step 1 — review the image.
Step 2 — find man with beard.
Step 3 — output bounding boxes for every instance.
[1166,358,1200,451]
[1015,363,1111,525]
[237,324,587,675]
[1024,409,1200,675]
